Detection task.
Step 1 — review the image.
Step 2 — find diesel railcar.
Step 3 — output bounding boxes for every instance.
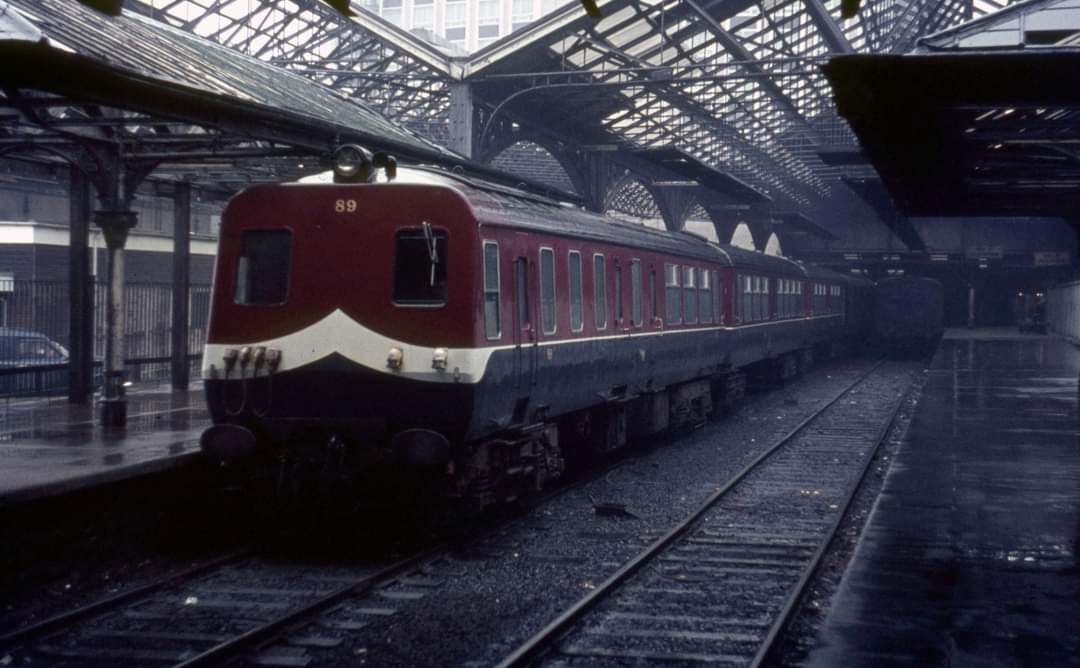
[200,152,872,506]
[876,276,945,356]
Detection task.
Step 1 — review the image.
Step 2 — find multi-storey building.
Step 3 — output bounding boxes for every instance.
[362,0,567,52]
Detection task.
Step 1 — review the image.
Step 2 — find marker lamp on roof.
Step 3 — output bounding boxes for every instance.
[333,144,374,183]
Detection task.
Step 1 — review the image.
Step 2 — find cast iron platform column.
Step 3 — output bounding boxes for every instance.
[95,209,137,428]
[68,166,94,405]
[171,182,191,391]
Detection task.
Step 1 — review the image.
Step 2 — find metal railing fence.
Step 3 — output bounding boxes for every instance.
[0,279,210,397]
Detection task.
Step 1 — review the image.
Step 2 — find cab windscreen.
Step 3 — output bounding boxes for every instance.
[393,227,448,305]
[234,229,291,305]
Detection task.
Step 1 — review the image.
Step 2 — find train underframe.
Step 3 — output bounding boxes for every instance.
[203,346,825,515]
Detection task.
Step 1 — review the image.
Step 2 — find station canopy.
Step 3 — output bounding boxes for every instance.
[0,0,1027,232]
[826,0,1080,219]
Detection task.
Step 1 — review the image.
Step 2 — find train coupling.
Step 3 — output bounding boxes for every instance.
[200,424,257,463]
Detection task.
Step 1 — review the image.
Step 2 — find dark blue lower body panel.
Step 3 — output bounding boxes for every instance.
[206,320,844,450]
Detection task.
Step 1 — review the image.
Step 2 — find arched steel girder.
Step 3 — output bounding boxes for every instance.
[603,172,667,226]
[470,68,827,213]
[592,168,717,233]
[480,128,703,231]
[477,131,588,196]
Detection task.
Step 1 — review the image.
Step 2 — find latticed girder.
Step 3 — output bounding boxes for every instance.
[141,0,454,143]
[467,0,1023,224]
[604,177,666,227]
[531,0,836,209]
[127,0,1025,230]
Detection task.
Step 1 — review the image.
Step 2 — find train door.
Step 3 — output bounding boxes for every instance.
[512,256,539,391]
[507,255,537,423]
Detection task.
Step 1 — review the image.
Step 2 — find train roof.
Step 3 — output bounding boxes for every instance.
[719,244,805,276]
[462,180,728,265]
[296,166,808,273]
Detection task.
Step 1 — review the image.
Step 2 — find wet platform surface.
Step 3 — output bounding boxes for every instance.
[0,385,209,507]
[807,330,1080,666]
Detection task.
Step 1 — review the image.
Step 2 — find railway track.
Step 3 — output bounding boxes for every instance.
[0,544,440,667]
[0,460,631,667]
[497,360,909,667]
[0,361,912,667]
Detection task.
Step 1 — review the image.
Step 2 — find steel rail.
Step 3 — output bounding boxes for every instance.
[496,359,887,668]
[749,367,912,668]
[175,454,636,668]
[173,547,442,668]
[0,549,253,648]
[2,439,632,666]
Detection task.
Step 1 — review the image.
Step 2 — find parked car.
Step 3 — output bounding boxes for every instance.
[0,327,70,396]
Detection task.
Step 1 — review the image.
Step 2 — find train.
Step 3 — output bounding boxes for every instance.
[199,146,875,508]
[875,276,945,356]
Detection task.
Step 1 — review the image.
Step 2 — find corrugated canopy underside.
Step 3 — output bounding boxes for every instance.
[0,0,457,161]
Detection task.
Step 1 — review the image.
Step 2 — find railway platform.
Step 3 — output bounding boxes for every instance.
[806,328,1080,666]
[0,385,209,508]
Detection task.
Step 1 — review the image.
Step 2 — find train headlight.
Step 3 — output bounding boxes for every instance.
[332,144,374,183]
[432,347,448,370]
[387,347,404,370]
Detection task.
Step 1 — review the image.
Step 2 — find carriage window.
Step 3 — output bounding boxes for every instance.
[594,254,607,330]
[751,276,760,322]
[758,276,767,322]
[699,269,712,324]
[684,267,697,324]
[569,251,583,332]
[711,271,721,325]
[515,258,529,327]
[740,274,749,323]
[393,227,448,305]
[665,263,681,324]
[614,265,623,323]
[649,270,656,323]
[483,241,500,339]
[764,277,772,320]
[631,260,642,327]
[540,247,556,334]
[234,229,291,305]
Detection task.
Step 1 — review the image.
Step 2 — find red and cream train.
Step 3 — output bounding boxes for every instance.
[200,152,874,505]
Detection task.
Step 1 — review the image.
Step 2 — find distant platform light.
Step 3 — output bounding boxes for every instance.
[930,253,949,262]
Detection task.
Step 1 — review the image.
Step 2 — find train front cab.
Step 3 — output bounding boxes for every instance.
[201,180,491,468]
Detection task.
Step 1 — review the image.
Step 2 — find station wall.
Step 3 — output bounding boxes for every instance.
[1048,281,1080,343]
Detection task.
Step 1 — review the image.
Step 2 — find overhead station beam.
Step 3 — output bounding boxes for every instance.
[802,0,856,54]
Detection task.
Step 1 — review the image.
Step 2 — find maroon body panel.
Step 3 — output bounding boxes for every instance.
[206,174,826,354]
[208,183,481,348]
